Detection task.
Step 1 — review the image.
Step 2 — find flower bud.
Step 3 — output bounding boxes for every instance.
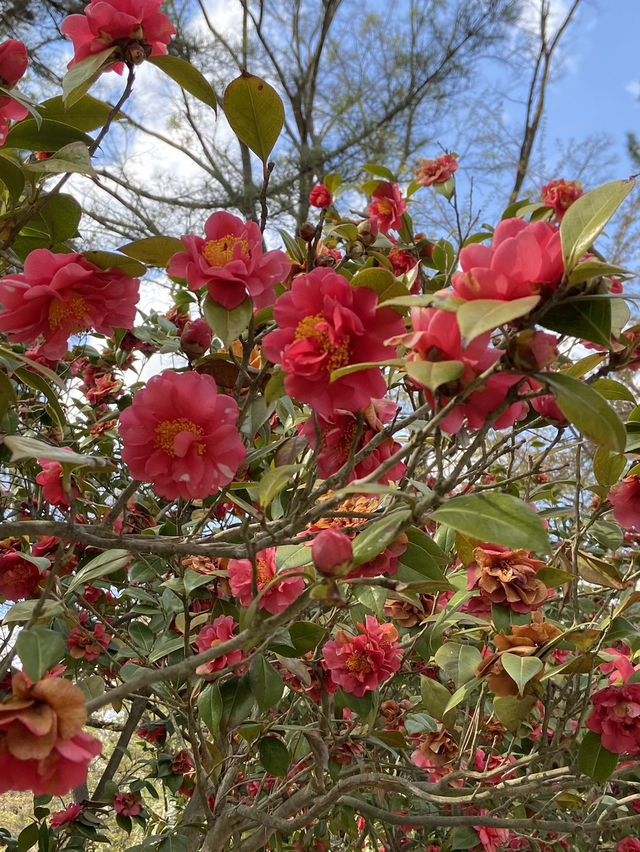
[300,222,316,242]
[513,330,558,371]
[180,319,213,359]
[311,528,353,578]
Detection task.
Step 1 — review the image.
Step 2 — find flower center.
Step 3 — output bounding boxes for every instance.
[256,558,273,588]
[294,313,351,374]
[203,235,250,268]
[155,419,205,458]
[376,198,394,217]
[48,293,87,332]
[346,651,372,674]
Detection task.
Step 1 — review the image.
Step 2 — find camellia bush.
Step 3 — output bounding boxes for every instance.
[2,3,640,851]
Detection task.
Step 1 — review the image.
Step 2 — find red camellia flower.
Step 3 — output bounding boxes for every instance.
[322,615,403,697]
[50,802,84,829]
[228,548,305,615]
[309,184,333,209]
[396,307,527,434]
[415,153,459,187]
[137,723,167,745]
[467,545,549,614]
[0,672,102,796]
[167,211,291,310]
[263,268,405,418]
[609,476,640,531]
[541,178,583,220]
[61,0,175,73]
[68,623,112,661]
[587,683,640,754]
[0,250,140,359]
[311,528,354,578]
[180,318,213,359]
[194,615,243,676]
[0,40,29,147]
[618,839,640,852]
[36,454,74,508]
[368,182,407,234]
[0,551,40,601]
[452,218,564,302]
[114,791,144,817]
[119,370,246,501]
[300,398,407,483]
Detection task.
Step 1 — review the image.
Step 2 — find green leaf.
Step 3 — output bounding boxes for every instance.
[457,296,539,344]
[330,358,403,382]
[76,675,105,702]
[500,653,543,695]
[3,435,111,468]
[17,823,39,851]
[249,655,284,711]
[0,370,16,420]
[447,826,483,850]
[198,682,223,736]
[3,599,63,624]
[578,730,618,783]
[66,549,130,595]
[257,464,303,509]
[351,267,410,305]
[492,695,536,733]
[40,193,82,243]
[15,368,64,430]
[431,493,550,554]
[540,298,612,346]
[276,545,314,573]
[83,249,146,278]
[157,837,189,852]
[119,235,185,267]
[220,676,255,727]
[183,569,213,596]
[420,676,454,725]
[148,55,217,110]
[16,627,67,681]
[352,509,411,567]
[404,359,464,393]
[5,119,93,151]
[0,154,24,202]
[404,712,437,735]
[128,621,155,652]
[567,260,631,287]
[224,72,284,162]
[363,163,396,181]
[561,179,635,271]
[25,142,95,177]
[593,447,627,488]
[259,736,290,776]
[592,378,636,403]
[203,294,252,346]
[288,621,326,654]
[539,372,626,453]
[62,48,118,106]
[38,94,115,131]
[434,643,482,688]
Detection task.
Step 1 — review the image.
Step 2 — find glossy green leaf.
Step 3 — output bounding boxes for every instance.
[148,55,217,110]
[224,73,284,162]
[592,378,636,403]
[561,180,635,271]
[25,142,95,177]
[540,372,626,453]
[593,447,626,488]
[540,298,612,347]
[15,368,66,429]
[40,193,82,243]
[578,730,618,783]
[404,359,464,392]
[16,627,67,681]
[38,94,115,131]
[203,294,252,346]
[220,676,255,727]
[432,493,550,554]
[6,119,93,152]
[257,464,303,509]
[66,549,130,595]
[352,509,411,566]
[434,642,482,687]
[457,296,539,344]
[288,621,326,654]
[3,599,63,624]
[352,267,410,305]
[62,48,118,106]
[0,154,24,202]
[198,682,223,736]
[249,655,284,711]
[119,235,184,267]
[83,250,146,278]
[492,695,537,733]
[259,736,290,776]
[500,653,543,695]
[330,359,403,382]
[567,260,631,287]
[420,676,454,725]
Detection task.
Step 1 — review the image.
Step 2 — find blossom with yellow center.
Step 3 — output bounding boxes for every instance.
[294,313,351,375]
[154,419,205,458]
[203,235,250,268]
[48,294,87,332]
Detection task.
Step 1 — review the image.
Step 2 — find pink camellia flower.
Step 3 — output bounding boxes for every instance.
[311,528,354,578]
[263,268,405,418]
[0,40,29,147]
[137,723,166,745]
[180,318,213,359]
[36,453,74,508]
[368,182,407,234]
[471,811,510,852]
[309,184,333,209]
[50,802,84,829]
[395,307,527,434]
[119,370,246,501]
[167,212,290,310]
[512,330,558,371]
[452,218,564,302]
[0,672,102,796]
[0,250,140,359]
[61,0,175,73]
[322,615,403,697]
[388,245,418,277]
[587,683,640,754]
[415,153,459,187]
[68,623,112,661]
[300,398,407,483]
[618,839,640,852]
[609,476,640,531]
[194,615,243,676]
[114,791,144,817]
[170,749,194,775]
[541,179,583,221]
[228,548,305,615]
[0,551,40,601]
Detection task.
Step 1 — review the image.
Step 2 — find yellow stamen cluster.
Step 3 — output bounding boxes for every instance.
[294,313,351,374]
[48,294,87,332]
[203,236,250,268]
[154,419,205,458]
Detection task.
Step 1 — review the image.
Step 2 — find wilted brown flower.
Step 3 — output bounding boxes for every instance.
[412,728,458,768]
[468,545,549,613]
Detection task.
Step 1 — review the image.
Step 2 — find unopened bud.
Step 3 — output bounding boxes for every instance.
[180,319,213,359]
[300,222,316,242]
[311,528,354,578]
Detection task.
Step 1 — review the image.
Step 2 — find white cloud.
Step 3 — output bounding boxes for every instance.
[626,80,640,100]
